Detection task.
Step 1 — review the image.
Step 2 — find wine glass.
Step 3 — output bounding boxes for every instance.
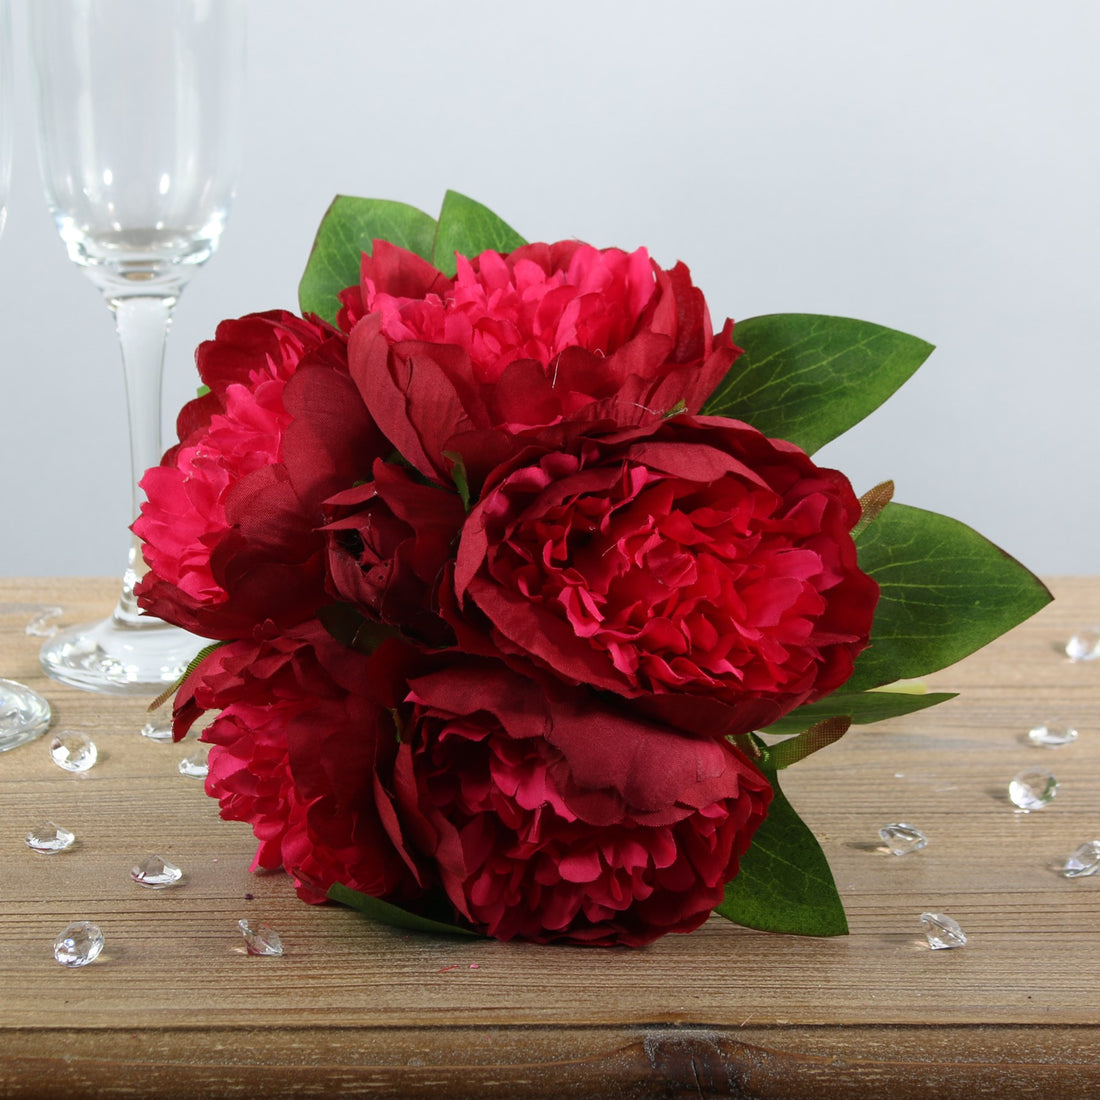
[29,0,246,694]
[0,0,53,750]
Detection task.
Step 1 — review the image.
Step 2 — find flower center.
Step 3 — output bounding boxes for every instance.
[499,464,834,697]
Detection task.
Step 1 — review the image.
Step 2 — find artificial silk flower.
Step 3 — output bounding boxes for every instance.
[137,191,1050,945]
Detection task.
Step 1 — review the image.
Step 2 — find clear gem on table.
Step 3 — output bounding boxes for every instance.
[1027,722,1079,748]
[25,606,63,637]
[178,748,209,778]
[53,921,105,967]
[920,912,967,950]
[1059,841,1100,879]
[1065,628,1100,662]
[49,731,97,772]
[878,823,929,855]
[140,717,175,743]
[1008,769,1058,810]
[239,919,283,956]
[25,821,76,853]
[131,854,184,888]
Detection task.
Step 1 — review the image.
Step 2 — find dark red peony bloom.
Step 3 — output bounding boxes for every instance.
[391,661,772,945]
[134,311,387,640]
[449,416,879,737]
[323,458,467,647]
[345,240,740,491]
[174,620,423,906]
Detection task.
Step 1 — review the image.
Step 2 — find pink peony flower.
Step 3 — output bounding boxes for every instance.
[346,240,740,490]
[135,311,387,639]
[174,621,423,905]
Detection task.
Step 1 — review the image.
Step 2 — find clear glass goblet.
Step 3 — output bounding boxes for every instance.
[0,0,53,750]
[30,0,246,694]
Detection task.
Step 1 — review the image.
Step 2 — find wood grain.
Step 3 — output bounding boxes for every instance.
[1,577,1098,1097]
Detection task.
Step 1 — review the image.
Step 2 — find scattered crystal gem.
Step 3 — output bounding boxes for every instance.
[131,854,183,889]
[1009,769,1058,810]
[140,718,175,743]
[1059,841,1100,879]
[49,731,98,772]
[1027,722,1079,748]
[25,821,76,854]
[53,921,105,967]
[178,748,209,778]
[239,919,283,956]
[878,823,929,855]
[25,606,63,637]
[1065,628,1100,662]
[920,911,967,950]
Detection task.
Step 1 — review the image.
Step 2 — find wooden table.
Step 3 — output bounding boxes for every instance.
[1,577,1098,1098]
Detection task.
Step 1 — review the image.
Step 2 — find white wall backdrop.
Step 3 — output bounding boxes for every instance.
[2,0,1097,577]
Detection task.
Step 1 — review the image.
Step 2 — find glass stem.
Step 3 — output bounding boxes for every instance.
[106,293,177,626]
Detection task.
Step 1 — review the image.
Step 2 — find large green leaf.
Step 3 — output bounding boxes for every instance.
[328,882,480,938]
[845,502,1053,692]
[761,688,957,739]
[431,190,526,277]
[715,761,847,936]
[298,195,438,325]
[702,314,934,453]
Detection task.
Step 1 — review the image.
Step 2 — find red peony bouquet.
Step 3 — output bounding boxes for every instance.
[136,192,1050,945]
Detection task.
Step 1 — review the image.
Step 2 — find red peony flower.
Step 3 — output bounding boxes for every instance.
[391,661,772,945]
[345,240,740,490]
[323,458,467,647]
[450,416,879,737]
[134,311,387,640]
[174,620,423,905]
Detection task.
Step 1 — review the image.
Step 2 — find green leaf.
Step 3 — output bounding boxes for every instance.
[431,190,526,277]
[761,688,957,738]
[443,450,471,510]
[715,762,847,936]
[328,882,481,938]
[702,314,934,453]
[845,502,1053,692]
[298,195,438,325]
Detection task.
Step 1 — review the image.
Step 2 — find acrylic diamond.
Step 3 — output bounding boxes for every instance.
[49,731,97,772]
[1027,722,1079,748]
[1059,841,1100,879]
[878,823,929,856]
[25,606,63,638]
[131,854,183,888]
[53,921,104,967]
[239,919,283,956]
[1065,628,1100,662]
[1009,769,1058,810]
[920,912,967,950]
[141,718,175,743]
[25,821,76,854]
[178,748,209,778]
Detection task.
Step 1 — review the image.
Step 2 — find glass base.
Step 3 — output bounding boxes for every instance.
[0,679,52,751]
[39,613,204,697]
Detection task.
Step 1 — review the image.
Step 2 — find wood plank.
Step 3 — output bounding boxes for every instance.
[1,577,1098,1095]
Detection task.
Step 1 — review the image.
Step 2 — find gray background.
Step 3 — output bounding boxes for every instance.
[2,0,1096,577]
